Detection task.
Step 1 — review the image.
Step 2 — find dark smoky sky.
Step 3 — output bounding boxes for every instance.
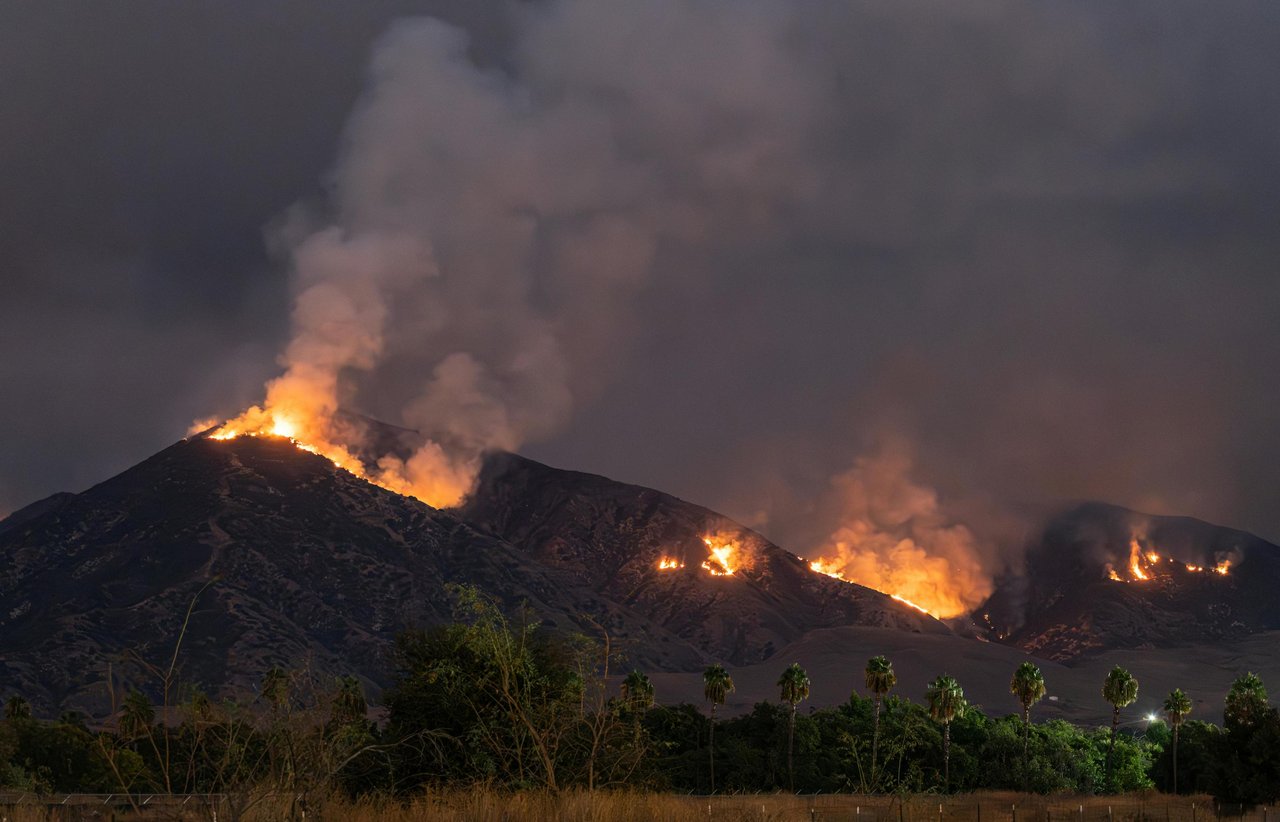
[3,0,1280,562]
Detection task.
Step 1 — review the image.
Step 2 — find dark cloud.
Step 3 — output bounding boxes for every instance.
[3,0,1280,594]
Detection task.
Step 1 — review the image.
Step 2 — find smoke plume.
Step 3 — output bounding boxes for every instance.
[230,0,827,506]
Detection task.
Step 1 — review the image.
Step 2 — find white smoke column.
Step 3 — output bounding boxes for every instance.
[233,0,824,507]
[809,442,994,618]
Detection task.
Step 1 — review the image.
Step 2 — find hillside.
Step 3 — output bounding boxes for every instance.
[0,435,939,713]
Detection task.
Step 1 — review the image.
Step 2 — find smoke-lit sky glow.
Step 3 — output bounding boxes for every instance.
[3,1,1279,615]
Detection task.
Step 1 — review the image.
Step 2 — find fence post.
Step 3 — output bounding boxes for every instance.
[1013,804,1017,822]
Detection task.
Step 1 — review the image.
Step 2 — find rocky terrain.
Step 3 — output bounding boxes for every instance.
[0,434,938,714]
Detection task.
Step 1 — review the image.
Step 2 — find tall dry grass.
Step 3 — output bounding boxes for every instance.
[0,791,1252,822]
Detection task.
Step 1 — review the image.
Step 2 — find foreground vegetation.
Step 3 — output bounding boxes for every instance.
[2,586,1279,815]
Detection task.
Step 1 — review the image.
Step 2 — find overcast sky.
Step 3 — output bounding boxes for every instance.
[3,0,1279,571]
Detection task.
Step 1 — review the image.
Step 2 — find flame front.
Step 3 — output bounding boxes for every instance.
[809,558,845,580]
[891,593,932,616]
[657,557,684,570]
[1106,535,1233,583]
[198,392,473,510]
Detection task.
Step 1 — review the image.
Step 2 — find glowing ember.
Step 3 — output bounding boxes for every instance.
[657,557,684,570]
[1185,563,1204,573]
[1214,559,1231,575]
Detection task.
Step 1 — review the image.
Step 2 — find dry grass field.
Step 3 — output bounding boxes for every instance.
[0,791,1263,822]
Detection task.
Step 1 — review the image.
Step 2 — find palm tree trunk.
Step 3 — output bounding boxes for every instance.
[1106,705,1118,793]
[943,721,951,794]
[788,701,796,792]
[1022,704,1031,791]
[709,703,717,794]
[872,694,882,786]
[1172,723,1179,795]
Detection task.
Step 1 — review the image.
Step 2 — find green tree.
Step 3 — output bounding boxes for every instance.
[119,690,155,741]
[621,670,655,715]
[621,670,655,743]
[1102,665,1139,792]
[703,664,735,793]
[777,662,810,791]
[1010,662,1046,790]
[330,676,367,727]
[925,675,967,793]
[864,655,897,783]
[1225,672,1268,730]
[1163,688,1192,794]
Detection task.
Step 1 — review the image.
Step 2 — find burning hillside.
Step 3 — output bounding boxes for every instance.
[977,503,1280,660]
[1105,536,1233,583]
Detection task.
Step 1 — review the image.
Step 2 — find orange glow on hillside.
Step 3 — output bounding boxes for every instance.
[891,593,932,616]
[1106,537,1233,583]
[1129,539,1151,580]
[198,393,473,509]
[657,557,684,571]
[701,538,736,576]
[808,558,845,580]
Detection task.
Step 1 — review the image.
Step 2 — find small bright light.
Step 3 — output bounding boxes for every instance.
[1146,713,1158,722]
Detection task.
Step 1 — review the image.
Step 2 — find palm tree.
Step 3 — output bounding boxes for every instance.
[1102,666,1139,792]
[703,664,735,793]
[925,675,967,793]
[4,695,31,722]
[778,662,810,791]
[621,670,655,743]
[331,675,367,727]
[262,666,290,714]
[120,689,155,741]
[865,655,897,783]
[1224,672,1268,730]
[622,670,655,714]
[1163,688,1192,794]
[1010,662,1046,790]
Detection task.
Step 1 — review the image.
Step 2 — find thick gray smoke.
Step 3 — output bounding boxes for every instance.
[247,0,833,505]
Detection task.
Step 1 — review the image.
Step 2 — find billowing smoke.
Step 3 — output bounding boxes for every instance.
[224,0,828,506]
[801,440,1001,619]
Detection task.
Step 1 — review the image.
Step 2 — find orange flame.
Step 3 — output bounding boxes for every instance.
[700,535,747,577]
[1128,538,1150,581]
[1106,536,1232,582]
[891,593,932,616]
[808,558,845,580]
[657,557,684,570]
[199,399,472,509]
